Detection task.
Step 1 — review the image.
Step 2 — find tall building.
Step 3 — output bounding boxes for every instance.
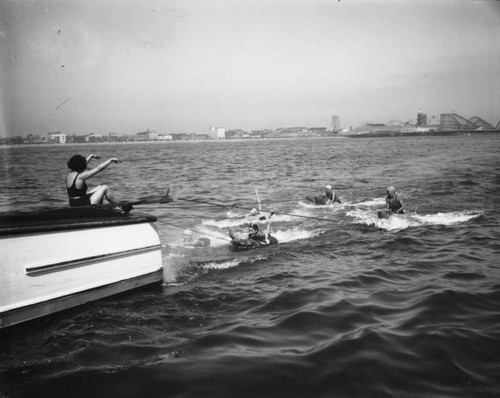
[208,126,225,139]
[48,132,66,144]
[146,128,158,140]
[331,116,341,131]
[416,109,427,126]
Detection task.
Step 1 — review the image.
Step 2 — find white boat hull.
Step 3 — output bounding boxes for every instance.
[0,207,163,328]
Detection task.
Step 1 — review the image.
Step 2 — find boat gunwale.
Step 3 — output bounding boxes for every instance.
[0,207,158,236]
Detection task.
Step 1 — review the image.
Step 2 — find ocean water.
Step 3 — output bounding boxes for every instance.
[1,134,499,397]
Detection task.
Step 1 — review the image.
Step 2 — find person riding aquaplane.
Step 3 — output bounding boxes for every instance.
[385,186,405,214]
[306,184,341,205]
[229,223,278,248]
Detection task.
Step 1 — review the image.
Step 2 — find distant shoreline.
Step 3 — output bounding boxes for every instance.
[340,129,499,138]
[1,130,498,148]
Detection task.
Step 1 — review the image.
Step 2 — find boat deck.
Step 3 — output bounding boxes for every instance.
[0,206,157,235]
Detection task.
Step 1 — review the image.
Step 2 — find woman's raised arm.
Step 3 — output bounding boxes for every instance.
[80,158,118,179]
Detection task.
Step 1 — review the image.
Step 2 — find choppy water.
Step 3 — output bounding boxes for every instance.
[1,134,500,397]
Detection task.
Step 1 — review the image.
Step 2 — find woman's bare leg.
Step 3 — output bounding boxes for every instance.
[89,185,117,205]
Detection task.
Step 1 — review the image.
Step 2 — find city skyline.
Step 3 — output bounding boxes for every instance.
[4,108,498,140]
[1,0,499,138]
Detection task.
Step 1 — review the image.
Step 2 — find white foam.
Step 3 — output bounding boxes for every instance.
[375,215,415,231]
[164,225,231,249]
[353,198,386,207]
[193,226,231,248]
[204,216,267,229]
[298,200,345,209]
[298,200,323,208]
[272,226,323,243]
[347,208,482,231]
[201,258,241,270]
[200,254,267,270]
[162,282,186,287]
[204,212,296,228]
[412,211,481,226]
[226,209,243,219]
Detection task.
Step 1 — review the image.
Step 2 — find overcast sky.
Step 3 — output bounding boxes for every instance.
[1,0,499,137]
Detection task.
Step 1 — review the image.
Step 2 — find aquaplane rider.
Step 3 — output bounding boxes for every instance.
[306,185,341,205]
[229,223,278,249]
[378,186,405,219]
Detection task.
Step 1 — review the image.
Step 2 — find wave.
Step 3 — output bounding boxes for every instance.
[297,200,340,209]
[198,255,268,270]
[347,208,482,231]
[272,226,323,243]
[351,197,386,207]
[204,212,295,228]
[412,211,483,225]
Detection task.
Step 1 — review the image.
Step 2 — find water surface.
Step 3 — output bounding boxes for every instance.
[1,134,499,397]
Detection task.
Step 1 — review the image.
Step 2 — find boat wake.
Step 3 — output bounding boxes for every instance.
[351,198,386,207]
[161,204,326,283]
[298,200,345,210]
[347,208,482,231]
[197,254,268,270]
[272,226,323,243]
[205,212,295,228]
[162,250,271,285]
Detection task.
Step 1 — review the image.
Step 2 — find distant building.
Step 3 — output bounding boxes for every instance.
[86,133,104,142]
[135,129,160,141]
[172,133,210,141]
[145,128,158,140]
[158,134,172,141]
[135,132,145,141]
[416,109,428,126]
[349,123,388,134]
[310,127,330,136]
[48,132,66,144]
[331,116,341,131]
[208,126,225,139]
[26,134,46,144]
[269,127,315,138]
[226,129,248,139]
[250,129,273,138]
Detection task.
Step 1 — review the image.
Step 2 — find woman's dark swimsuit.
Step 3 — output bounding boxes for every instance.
[328,193,341,204]
[67,173,91,207]
[387,197,404,214]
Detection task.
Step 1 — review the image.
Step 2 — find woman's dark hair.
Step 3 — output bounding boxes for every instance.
[67,154,87,172]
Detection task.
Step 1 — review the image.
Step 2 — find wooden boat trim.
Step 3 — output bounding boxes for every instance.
[25,244,162,275]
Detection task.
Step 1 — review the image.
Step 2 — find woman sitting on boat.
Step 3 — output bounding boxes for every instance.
[66,154,119,207]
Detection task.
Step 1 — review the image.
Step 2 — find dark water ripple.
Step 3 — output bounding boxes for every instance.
[1,135,500,397]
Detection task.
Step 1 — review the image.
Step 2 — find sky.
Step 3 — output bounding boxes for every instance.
[0,0,499,137]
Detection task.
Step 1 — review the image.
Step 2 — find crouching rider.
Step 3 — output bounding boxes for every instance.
[229,223,278,246]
